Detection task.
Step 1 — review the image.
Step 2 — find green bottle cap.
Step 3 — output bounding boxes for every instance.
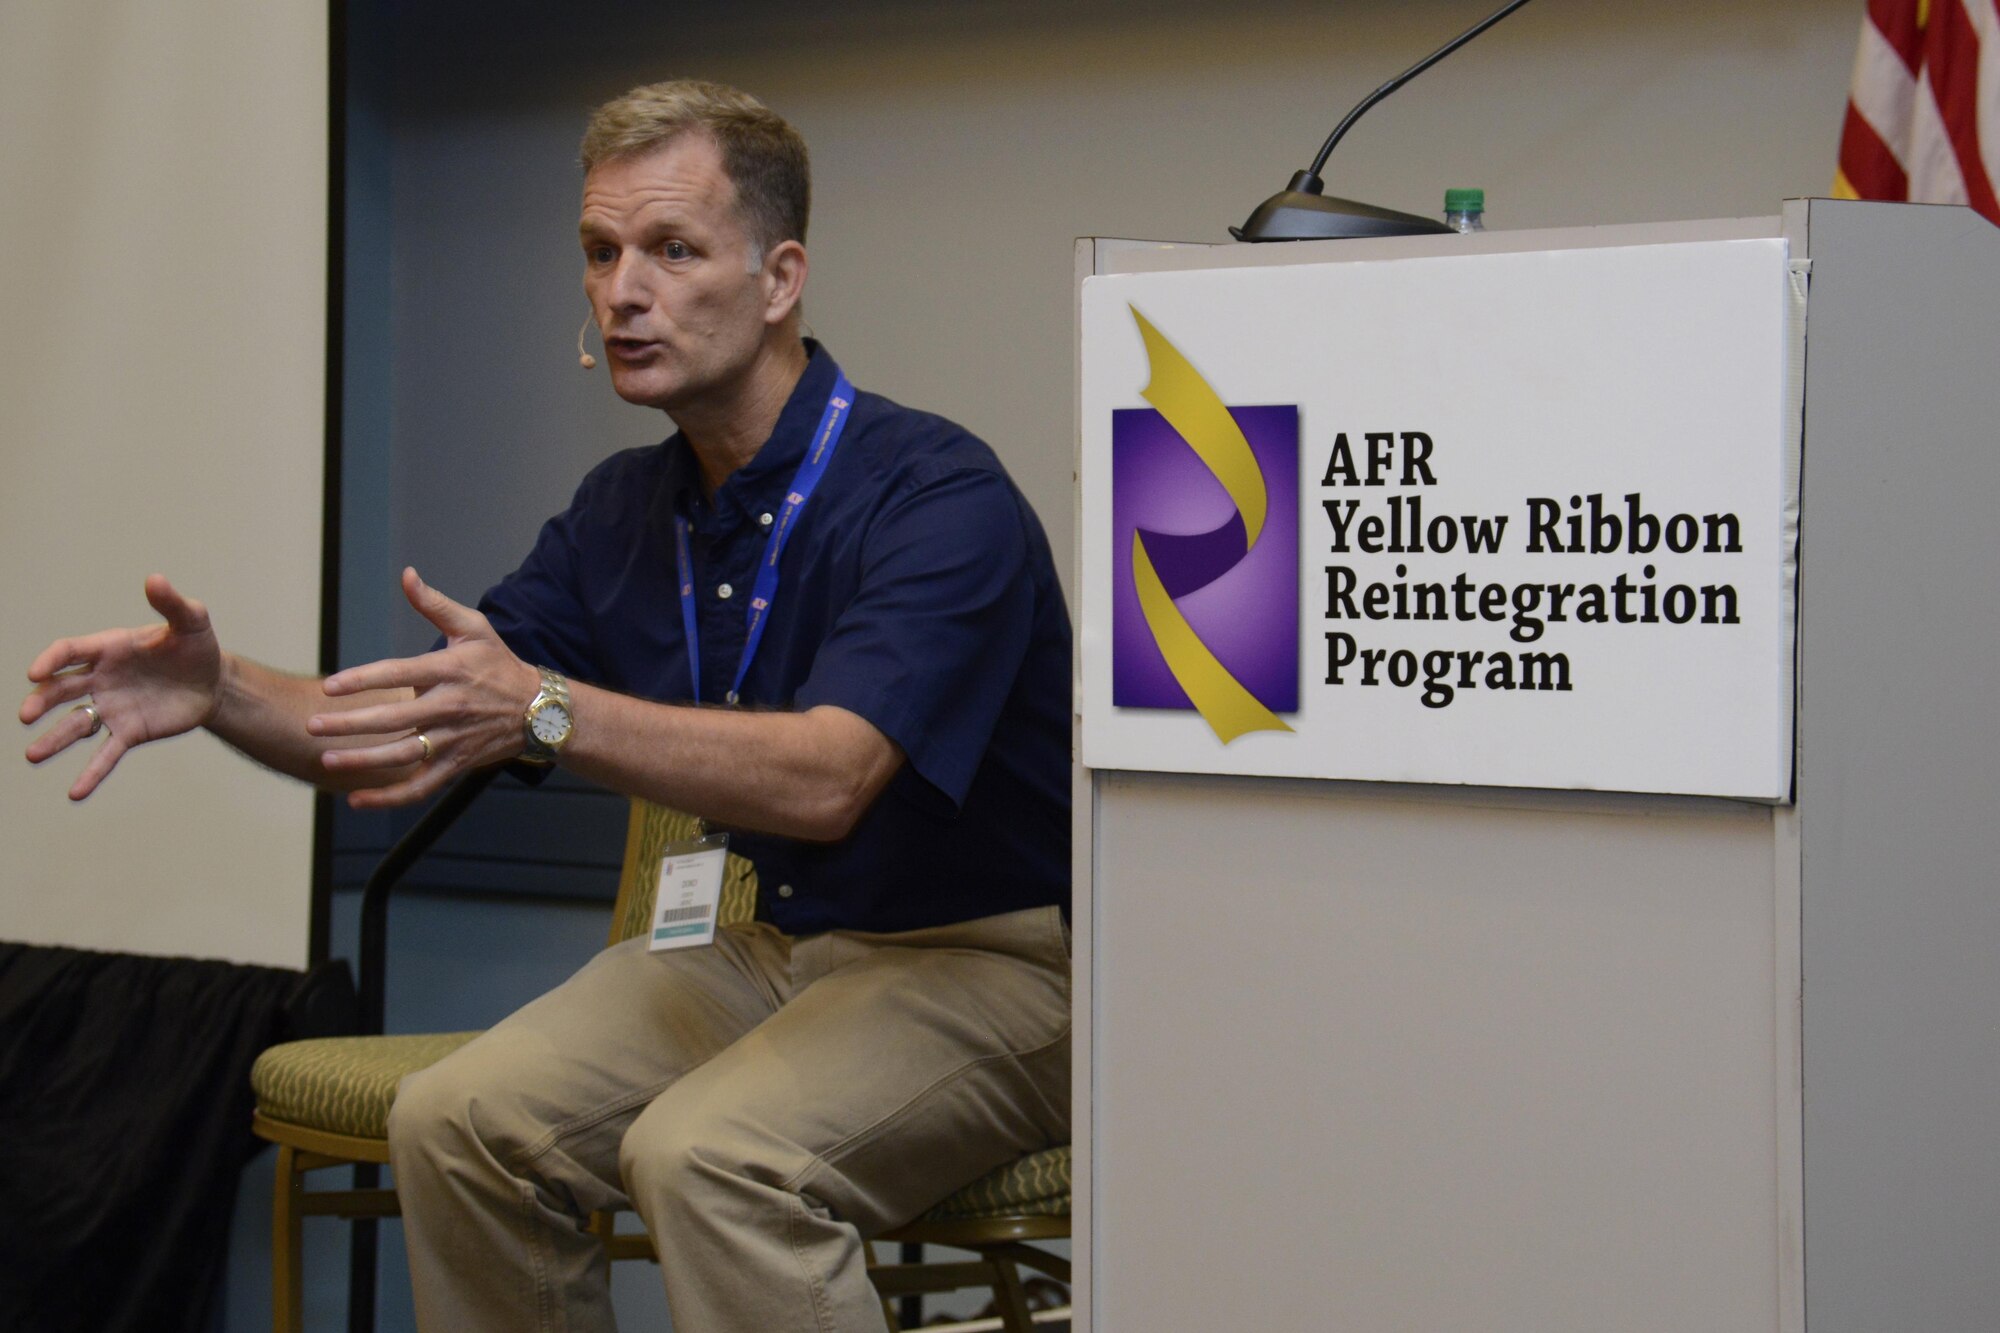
[1444,188,1485,212]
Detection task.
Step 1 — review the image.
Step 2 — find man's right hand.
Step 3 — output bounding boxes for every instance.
[19,574,223,800]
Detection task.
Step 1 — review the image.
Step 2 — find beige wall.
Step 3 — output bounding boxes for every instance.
[0,0,327,968]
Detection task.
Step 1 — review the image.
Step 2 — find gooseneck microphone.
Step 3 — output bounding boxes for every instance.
[1231,0,1535,242]
[577,314,598,370]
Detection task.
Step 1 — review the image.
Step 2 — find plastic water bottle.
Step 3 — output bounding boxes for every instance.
[1444,187,1486,233]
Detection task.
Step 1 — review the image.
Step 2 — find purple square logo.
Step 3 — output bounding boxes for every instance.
[1111,309,1298,742]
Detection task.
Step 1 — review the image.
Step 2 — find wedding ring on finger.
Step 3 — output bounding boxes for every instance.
[415,733,434,763]
[74,703,103,738]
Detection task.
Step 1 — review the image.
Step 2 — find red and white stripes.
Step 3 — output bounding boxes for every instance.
[1835,0,1999,225]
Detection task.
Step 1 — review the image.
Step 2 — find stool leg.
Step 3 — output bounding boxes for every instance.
[989,1254,1035,1333]
[347,1162,380,1333]
[897,1242,923,1329]
[272,1145,304,1333]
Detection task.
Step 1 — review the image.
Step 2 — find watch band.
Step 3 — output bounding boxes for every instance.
[521,666,573,765]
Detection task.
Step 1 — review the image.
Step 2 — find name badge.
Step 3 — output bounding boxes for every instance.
[649,833,728,951]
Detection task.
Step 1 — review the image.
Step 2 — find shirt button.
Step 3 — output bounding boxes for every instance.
[759,512,774,528]
[776,884,794,899]
[716,583,733,600]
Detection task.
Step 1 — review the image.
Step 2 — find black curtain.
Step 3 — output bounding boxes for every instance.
[0,942,353,1333]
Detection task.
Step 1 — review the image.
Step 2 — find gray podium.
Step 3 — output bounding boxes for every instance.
[1071,200,2000,1332]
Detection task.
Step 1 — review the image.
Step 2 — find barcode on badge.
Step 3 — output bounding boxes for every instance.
[657,904,713,925]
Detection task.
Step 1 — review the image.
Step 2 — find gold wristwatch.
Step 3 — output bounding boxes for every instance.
[520,666,574,765]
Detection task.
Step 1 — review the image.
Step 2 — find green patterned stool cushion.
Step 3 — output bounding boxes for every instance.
[253,1032,482,1139]
[919,1145,1071,1222]
[255,804,751,1146]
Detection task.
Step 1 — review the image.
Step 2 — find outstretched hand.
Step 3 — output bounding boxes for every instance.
[310,567,540,808]
[20,575,224,800]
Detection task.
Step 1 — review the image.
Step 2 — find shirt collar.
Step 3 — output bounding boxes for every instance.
[663,340,839,533]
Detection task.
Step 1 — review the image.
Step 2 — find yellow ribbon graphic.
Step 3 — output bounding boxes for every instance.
[1133,309,1268,545]
[1128,306,1291,743]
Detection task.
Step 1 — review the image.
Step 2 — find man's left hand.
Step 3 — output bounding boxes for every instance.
[308,567,539,808]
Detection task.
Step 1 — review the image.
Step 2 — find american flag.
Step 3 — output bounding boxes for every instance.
[1834,0,1999,225]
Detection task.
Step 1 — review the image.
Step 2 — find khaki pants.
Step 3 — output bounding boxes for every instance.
[386,905,1071,1333]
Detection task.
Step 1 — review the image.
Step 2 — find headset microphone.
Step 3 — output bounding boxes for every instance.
[577,315,597,370]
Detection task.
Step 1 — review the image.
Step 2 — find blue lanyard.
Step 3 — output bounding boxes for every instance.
[674,371,855,706]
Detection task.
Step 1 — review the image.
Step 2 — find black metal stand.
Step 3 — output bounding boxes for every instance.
[345,768,501,1333]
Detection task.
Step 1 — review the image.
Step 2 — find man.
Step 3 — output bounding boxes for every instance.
[19,81,1070,1331]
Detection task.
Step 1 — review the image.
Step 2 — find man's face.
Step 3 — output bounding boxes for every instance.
[579,134,774,413]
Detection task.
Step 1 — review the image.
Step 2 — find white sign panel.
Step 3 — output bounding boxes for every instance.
[1079,239,1798,800]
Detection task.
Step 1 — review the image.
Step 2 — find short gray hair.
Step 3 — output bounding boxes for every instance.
[580,79,810,256]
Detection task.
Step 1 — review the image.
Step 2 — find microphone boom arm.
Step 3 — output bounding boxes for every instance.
[1306,0,1535,183]
[1231,0,1537,241]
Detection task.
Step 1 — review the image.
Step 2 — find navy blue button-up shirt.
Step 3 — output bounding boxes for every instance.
[478,345,1070,935]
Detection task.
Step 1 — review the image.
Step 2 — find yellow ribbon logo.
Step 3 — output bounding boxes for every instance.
[1128,306,1293,743]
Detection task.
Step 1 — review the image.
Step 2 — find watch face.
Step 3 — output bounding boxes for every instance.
[531,702,571,744]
